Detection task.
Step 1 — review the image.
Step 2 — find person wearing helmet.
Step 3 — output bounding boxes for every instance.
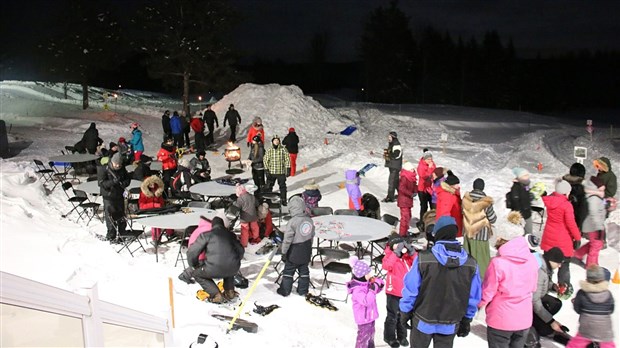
[263,135,291,204]
[128,122,144,162]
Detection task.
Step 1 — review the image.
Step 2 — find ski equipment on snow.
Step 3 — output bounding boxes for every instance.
[252,302,280,316]
[305,293,338,311]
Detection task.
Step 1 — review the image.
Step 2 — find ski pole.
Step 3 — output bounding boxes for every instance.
[227,245,279,334]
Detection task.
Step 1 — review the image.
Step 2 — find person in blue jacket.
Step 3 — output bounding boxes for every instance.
[170,111,184,148]
[399,216,481,348]
[128,122,144,162]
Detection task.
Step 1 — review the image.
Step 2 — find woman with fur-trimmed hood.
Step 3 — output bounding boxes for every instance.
[435,170,463,237]
[139,175,174,241]
[462,178,497,279]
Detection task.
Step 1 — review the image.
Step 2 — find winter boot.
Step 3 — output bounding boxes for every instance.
[524,327,541,348]
[398,338,409,347]
[223,289,237,301]
[208,292,225,304]
[383,339,399,348]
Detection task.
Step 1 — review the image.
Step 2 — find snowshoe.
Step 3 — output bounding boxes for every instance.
[305,293,338,311]
[253,302,280,316]
[255,243,276,255]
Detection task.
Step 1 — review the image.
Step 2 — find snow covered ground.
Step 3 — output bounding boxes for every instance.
[1,80,619,347]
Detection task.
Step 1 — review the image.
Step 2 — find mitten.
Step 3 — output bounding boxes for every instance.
[456,317,471,337]
[573,240,581,249]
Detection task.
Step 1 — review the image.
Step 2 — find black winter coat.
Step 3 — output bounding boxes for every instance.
[202,110,219,128]
[162,115,171,134]
[98,162,131,201]
[385,138,403,169]
[282,132,299,154]
[82,123,103,154]
[187,220,244,278]
[224,110,241,126]
[563,174,588,230]
[509,181,532,219]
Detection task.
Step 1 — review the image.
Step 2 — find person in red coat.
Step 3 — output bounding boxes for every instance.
[541,179,582,295]
[416,149,436,222]
[138,175,174,241]
[156,138,177,195]
[435,171,463,237]
[382,234,416,347]
[397,162,418,236]
[246,117,264,146]
[190,114,206,153]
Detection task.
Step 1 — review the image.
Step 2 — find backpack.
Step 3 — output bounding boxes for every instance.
[505,191,513,209]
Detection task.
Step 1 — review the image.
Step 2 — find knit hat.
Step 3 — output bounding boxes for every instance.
[555,179,572,195]
[349,256,371,278]
[433,167,445,178]
[289,127,295,133]
[272,135,280,143]
[109,142,118,149]
[473,178,485,191]
[197,150,206,157]
[111,152,123,166]
[389,131,397,138]
[118,137,126,143]
[303,179,319,190]
[543,247,565,264]
[445,172,460,186]
[496,211,525,241]
[423,151,433,160]
[403,161,415,172]
[590,176,605,188]
[388,233,405,249]
[586,265,605,283]
[512,167,530,179]
[569,163,586,178]
[432,216,458,241]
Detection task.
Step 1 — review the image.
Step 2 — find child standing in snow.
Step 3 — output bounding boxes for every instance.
[382,234,416,347]
[567,265,615,348]
[347,256,384,348]
[397,162,417,236]
[302,179,322,215]
[233,184,260,247]
[346,169,363,211]
[573,176,607,267]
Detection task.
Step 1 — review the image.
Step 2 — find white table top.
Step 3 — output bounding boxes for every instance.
[312,215,393,242]
[189,181,237,198]
[75,179,142,195]
[126,161,162,172]
[134,208,217,229]
[49,154,99,163]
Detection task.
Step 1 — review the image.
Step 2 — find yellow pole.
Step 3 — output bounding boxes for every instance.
[168,277,175,328]
[227,247,278,333]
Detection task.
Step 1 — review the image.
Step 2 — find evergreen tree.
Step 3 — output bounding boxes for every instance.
[131,0,239,115]
[359,1,416,103]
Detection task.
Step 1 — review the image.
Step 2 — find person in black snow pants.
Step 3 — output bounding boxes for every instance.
[224,104,241,142]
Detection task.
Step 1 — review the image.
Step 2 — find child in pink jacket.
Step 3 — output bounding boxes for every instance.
[397,162,417,236]
[347,256,384,348]
[381,234,416,347]
[479,213,539,348]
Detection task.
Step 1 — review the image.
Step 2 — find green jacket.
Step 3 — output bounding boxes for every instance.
[263,145,290,175]
[596,157,617,198]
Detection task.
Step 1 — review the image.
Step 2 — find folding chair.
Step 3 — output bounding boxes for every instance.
[175,225,198,268]
[310,206,334,266]
[187,201,211,209]
[318,247,352,302]
[261,192,283,227]
[532,206,545,232]
[114,216,147,257]
[48,161,68,190]
[60,182,88,218]
[33,159,54,186]
[73,189,102,225]
[334,209,359,216]
[126,187,141,216]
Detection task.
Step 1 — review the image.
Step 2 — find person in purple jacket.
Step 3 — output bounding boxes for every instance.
[347,256,384,348]
[346,169,363,211]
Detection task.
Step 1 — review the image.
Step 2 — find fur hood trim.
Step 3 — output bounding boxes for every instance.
[141,175,164,198]
[579,280,609,293]
[440,181,457,194]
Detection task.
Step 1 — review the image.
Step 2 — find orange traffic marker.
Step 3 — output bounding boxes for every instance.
[612,269,620,285]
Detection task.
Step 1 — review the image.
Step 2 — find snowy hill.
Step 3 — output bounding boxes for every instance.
[1,81,619,347]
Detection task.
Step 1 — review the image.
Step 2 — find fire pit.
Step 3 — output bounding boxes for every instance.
[224,143,243,174]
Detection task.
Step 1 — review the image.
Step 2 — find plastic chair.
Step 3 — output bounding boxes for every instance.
[318,247,352,302]
[175,225,198,268]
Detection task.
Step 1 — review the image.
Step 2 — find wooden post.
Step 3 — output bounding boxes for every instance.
[168,277,175,328]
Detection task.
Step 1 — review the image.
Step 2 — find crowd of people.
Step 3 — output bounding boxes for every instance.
[66,114,617,348]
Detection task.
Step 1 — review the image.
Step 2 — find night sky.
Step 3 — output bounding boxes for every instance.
[2,0,619,64]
